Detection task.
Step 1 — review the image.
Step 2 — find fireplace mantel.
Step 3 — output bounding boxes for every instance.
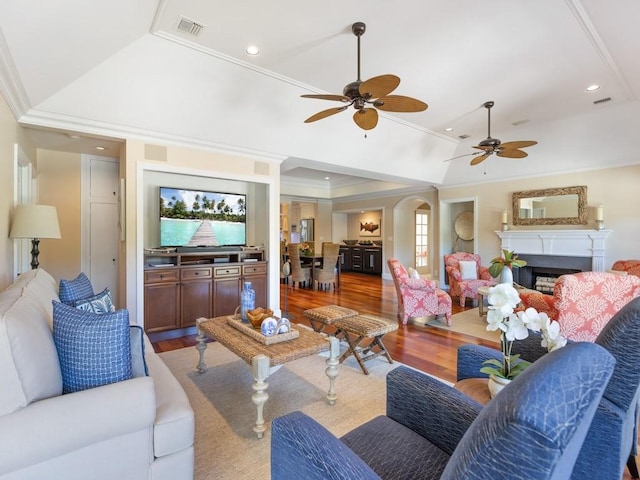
[495,229,611,272]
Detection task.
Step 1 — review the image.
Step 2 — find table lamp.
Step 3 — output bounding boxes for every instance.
[9,205,61,269]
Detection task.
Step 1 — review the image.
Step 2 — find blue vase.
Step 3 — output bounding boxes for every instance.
[240,281,255,323]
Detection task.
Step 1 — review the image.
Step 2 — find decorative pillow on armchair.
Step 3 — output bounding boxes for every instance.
[53,301,132,393]
[407,267,421,279]
[459,260,478,280]
[59,272,95,304]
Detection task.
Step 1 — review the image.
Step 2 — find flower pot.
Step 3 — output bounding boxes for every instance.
[499,266,513,285]
[488,374,512,398]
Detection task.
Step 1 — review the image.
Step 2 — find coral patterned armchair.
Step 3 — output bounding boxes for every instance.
[444,253,497,307]
[519,271,640,341]
[387,258,452,325]
[612,260,640,278]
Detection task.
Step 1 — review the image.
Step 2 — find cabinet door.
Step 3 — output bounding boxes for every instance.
[363,248,382,274]
[339,247,352,271]
[243,263,267,309]
[214,265,242,317]
[144,270,180,332]
[181,267,212,327]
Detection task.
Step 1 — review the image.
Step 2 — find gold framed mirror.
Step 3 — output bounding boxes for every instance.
[512,186,587,226]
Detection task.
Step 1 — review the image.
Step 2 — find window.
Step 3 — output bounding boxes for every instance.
[415,211,428,269]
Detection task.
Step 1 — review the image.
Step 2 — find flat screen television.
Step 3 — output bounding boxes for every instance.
[159,187,246,247]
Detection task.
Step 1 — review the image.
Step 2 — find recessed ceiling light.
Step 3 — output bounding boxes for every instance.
[324,176,330,180]
[95,146,106,151]
[444,127,453,132]
[67,133,80,139]
[245,45,260,56]
[585,84,600,92]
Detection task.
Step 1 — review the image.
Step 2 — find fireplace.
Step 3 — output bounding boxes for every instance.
[495,229,611,291]
[512,254,593,291]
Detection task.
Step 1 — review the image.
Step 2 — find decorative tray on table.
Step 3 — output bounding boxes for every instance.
[227,316,299,345]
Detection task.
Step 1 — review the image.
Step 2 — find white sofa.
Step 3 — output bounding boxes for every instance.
[0,269,194,480]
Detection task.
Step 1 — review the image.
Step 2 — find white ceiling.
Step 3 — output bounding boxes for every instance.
[1,0,638,198]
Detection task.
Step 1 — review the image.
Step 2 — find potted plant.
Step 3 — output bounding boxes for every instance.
[489,249,527,284]
[480,283,566,397]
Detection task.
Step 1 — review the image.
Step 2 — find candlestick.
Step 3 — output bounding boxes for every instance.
[501,211,508,224]
[596,205,603,222]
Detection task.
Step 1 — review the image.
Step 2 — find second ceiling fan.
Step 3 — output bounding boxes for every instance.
[301,22,428,131]
[450,101,538,165]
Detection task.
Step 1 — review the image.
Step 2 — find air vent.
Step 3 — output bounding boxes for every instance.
[458,134,470,140]
[176,17,205,36]
[593,97,612,105]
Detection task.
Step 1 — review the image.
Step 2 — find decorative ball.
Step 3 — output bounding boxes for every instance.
[260,317,278,337]
[276,318,291,334]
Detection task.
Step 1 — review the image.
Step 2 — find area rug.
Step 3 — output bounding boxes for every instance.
[159,341,402,480]
[425,308,500,343]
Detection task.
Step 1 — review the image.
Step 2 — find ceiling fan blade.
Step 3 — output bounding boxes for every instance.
[374,95,428,112]
[301,94,351,103]
[470,153,491,166]
[304,106,348,123]
[497,149,528,159]
[353,108,378,130]
[472,145,494,152]
[500,140,537,149]
[359,74,400,99]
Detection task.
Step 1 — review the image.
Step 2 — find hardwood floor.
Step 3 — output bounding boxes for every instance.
[150,271,499,384]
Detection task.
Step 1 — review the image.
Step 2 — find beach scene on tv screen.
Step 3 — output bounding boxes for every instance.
[160,187,246,246]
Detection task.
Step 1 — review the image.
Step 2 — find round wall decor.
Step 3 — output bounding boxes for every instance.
[454,211,474,241]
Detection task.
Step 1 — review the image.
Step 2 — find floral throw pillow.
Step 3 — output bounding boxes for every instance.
[72,288,116,314]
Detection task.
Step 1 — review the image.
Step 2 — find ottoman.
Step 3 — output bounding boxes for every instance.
[303,305,359,333]
[335,314,398,375]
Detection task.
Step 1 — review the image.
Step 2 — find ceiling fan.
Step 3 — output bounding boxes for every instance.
[301,22,428,131]
[447,101,537,165]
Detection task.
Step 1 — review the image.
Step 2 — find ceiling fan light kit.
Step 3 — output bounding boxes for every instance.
[301,21,428,131]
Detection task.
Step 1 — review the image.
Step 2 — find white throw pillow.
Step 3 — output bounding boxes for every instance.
[407,267,421,279]
[459,260,478,280]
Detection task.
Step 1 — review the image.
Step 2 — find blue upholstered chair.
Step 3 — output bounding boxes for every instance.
[271,342,615,480]
[457,296,640,480]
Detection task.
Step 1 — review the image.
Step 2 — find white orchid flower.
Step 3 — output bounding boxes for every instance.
[517,308,546,332]
[504,313,529,342]
[486,308,508,332]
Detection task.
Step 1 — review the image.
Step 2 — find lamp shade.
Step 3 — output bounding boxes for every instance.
[9,205,61,239]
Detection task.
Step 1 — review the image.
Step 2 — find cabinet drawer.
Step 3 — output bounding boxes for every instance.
[242,263,267,275]
[181,267,212,280]
[214,266,241,277]
[145,269,179,283]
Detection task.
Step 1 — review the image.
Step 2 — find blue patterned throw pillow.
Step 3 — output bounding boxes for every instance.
[53,301,132,394]
[59,272,95,304]
[72,287,116,314]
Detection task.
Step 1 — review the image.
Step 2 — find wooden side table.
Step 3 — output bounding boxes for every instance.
[454,377,491,405]
[477,285,491,318]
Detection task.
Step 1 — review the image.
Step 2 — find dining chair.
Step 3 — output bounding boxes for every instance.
[315,243,340,290]
[288,243,311,288]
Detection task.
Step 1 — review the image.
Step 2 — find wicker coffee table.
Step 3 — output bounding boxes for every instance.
[195,316,340,438]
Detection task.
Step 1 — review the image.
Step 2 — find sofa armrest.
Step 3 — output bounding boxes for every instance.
[386,366,482,456]
[478,266,494,281]
[445,265,462,282]
[271,411,380,480]
[0,376,156,475]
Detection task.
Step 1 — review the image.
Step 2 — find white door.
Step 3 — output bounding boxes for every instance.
[82,156,120,306]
